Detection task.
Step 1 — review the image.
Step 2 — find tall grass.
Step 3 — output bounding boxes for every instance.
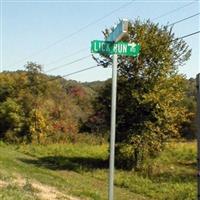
[0,139,196,200]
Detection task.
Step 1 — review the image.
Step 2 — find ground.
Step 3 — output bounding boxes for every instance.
[0,140,196,200]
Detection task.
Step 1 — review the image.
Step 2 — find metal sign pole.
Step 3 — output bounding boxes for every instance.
[197,73,200,200]
[90,20,137,200]
[109,54,118,200]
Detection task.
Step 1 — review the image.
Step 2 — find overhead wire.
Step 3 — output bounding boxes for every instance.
[10,0,197,69]
[54,30,200,79]
[177,30,200,40]
[30,29,200,92]
[50,65,99,81]
[44,9,200,74]
[9,0,199,77]
[168,12,200,26]
[40,65,100,86]
[152,1,197,21]
[10,0,136,68]
[45,54,90,73]
[45,48,88,67]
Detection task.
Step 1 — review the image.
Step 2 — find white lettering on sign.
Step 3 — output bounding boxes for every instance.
[98,42,112,52]
[113,45,117,53]
[94,42,98,52]
[113,43,127,54]
[106,44,111,52]
[123,45,127,53]
[91,40,140,56]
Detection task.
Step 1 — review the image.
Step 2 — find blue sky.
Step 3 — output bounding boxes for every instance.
[1,0,200,82]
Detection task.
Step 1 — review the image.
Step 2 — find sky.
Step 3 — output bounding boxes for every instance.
[0,0,200,82]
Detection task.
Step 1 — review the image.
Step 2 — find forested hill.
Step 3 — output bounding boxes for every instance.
[0,64,197,145]
[0,66,98,144]
[82,80,106,91]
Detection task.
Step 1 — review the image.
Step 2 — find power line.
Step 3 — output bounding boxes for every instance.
[47,64,100,83]
[152,1,197,21]
[10,0,197,70]
[44,14,200,74]
[178,30,200,40]
[34,29,200,88]
[61,65,99,78]
[56,30,200,79]
[9,0,198,75]
[45,54,90,73]
[45,48,88,67]
[45,11,200,73]
[13,0,197,71]
[10,0,135,68]
[168,12,200,26]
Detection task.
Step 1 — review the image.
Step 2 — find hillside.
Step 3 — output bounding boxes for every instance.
[0,68,98,144]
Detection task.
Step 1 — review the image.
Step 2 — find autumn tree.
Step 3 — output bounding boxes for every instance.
[180,78,197,139]
[0,68,94,144]
[93,19,191,169]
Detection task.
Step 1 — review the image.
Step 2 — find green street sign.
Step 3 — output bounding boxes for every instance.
[91,40,141,57]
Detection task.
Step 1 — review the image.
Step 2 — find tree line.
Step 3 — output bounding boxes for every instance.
[0,19,197,169]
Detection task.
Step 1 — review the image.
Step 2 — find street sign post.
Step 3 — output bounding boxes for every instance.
[109,53,117,200]
[91,19,140,200]
[106,19,128,42]
[91,40,141,57]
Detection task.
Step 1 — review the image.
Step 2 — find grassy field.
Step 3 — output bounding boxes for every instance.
[0,140,196,200]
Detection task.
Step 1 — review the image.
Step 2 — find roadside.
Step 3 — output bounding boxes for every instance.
[0,143,147,200]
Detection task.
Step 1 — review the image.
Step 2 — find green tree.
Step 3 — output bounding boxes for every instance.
[180,78,197,139]
[25,62,47,96]
[0,68,92,144]
[94,19,191,169]
[0,98,24,142]
[22,62,49,142]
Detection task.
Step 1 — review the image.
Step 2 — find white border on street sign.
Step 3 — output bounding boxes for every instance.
[106,19,128,42]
